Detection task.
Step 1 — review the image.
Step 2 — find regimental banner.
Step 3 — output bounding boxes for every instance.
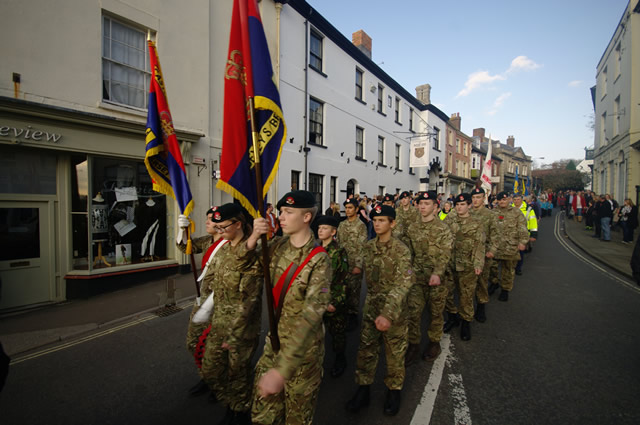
[480,139,492,192]
[410,139,429,168]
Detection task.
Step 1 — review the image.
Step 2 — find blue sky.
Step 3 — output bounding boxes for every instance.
[306,0,628,165]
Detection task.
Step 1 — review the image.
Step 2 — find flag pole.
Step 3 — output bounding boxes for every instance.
[248,96,280,352]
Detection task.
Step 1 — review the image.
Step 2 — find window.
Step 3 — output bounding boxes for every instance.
[309,29,323,72]
[355,126,364,159]
[464,143,469,156]
[456,160,460,175]
[395,144,401,170]
[308,98,323,146]
[377,84,384,114]
[433,127,440,150]
[102,15,151,109]
[395,97,401,123]
[472,156,477,169]
[601,112,607,145]
[456,138,461,154]
[355,68,364,101]
[409,108,414,131]
[614,96,620,136]
[409,167,414,175]
[615,43,621,79]
[309,173,324,212]
[378,136,385,165]
[448,152,453,173]
[378,186,385,196]
[291,170,300,191]
[330,176,337,204]
[601,66,607,98]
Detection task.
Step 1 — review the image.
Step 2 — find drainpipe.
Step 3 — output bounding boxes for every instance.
[303,19,309,190]
[274,1,283,200]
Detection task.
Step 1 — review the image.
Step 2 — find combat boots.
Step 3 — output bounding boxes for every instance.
[488,282,499,295]
[475,303,487,323]
[404,343,420,366]
[217,407,233,425]
[346,385,370,413]
[230,410,251,425]
[460,320,471,341]
[443,312,460,333]
[423,341,441,361]
[383,389,402,416]
[498,289,509,302]
[331,352,347,377]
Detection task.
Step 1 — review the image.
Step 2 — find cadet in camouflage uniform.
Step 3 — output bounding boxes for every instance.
[177,207,224,398]
[470,188,498,322]
[443,193,485,341]
[489,191,529,301]
[346,205,413,417]
[405,191,453,364]
[393,191,419,247]
[245,191,332,425]
[337,198,368,329]
[316,215,350,377]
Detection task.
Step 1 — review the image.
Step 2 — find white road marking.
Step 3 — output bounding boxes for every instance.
[448,373,472,425]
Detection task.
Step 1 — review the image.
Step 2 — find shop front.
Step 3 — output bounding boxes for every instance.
[0,98,202,311]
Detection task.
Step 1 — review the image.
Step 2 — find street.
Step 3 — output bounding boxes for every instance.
[2,211,640,425]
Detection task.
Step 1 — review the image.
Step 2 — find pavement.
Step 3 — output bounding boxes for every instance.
[0,208,636,359]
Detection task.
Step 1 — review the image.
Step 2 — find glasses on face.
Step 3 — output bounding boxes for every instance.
[213,221,237,233]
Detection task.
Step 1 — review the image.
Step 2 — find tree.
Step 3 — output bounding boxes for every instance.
[541,169,585,191]
[566,160,577,170]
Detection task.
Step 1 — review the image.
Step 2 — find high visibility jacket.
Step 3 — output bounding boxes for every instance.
[438,210,449,221]
[512,201,538,239]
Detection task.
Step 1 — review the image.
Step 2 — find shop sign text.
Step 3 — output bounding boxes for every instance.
[0,125,62,143]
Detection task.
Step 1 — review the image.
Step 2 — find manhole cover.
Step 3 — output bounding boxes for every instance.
[154,305,183,317]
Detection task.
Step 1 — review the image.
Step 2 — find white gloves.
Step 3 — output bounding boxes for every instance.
[178,214,190,228]
[177,214,190,245]
[193,292,214,323]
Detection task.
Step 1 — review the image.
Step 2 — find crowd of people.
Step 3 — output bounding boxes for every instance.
[177,185,544,425]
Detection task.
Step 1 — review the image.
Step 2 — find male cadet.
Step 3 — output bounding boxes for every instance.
[393,190,419,247]
[316,215,350,377]
[443,194,486,341]
[337,198,368,330]
[382,194,395,207]
[404,191,453,364]
[469,187,498,322]
[245,191,332,425]
[488,191,529,301]
[512,193,538,276]
[346,205,413,416]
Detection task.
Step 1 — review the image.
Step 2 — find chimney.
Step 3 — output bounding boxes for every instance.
[507,135,515,147]
[450,112,461,130]
[352,30,372,59]
[473,128,485,140]
[415,84,431,104]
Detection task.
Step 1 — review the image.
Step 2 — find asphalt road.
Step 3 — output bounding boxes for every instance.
[2,211,639,425]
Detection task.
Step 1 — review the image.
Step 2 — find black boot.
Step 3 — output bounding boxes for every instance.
[188,379,209,397]
[230,410,251,425]
[475,303,487,323]
[443,312,460,333]
[346,385,370,413]
[460,320,471,341]
[405,343,420,366]
[383,389,401,416]
[217,407,233,425]
[488,283,499,295]
[498,290,509,302]
[331,352,347,377]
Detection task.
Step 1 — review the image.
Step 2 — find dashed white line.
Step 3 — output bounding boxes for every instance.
[448,373,472,425]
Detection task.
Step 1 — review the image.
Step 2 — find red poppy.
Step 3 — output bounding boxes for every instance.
[499,215,504,219]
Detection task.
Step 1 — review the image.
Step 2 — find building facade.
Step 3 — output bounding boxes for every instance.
[442,112,474,197]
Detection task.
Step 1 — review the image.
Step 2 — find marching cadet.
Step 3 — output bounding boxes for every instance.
[316,215,350,377]
[393,190,419,247]
[177,207,224,399]
[443,194,486,341]
[382,194,395,207]
[346,205,413,416]
[488,192,529,301]
[337,199,368,330]
[512,193,538,276]
[183,203,262,425]
[245,191,332,425]
[404,191,453,364]
[469,188,498,323]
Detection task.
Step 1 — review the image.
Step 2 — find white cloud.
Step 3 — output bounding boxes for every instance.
[506,55,542,73]
[456,70,505,97]
[568,80,583,87]
[487,92,511,116]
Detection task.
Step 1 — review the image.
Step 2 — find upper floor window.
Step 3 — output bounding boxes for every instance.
[102,15,151,109]
[309,29,323,72]
[601,112,607,145]
[614,96,620,136]
[378,136,385,165]
[377,84,384,114]
[309,97,324,146]
[395,97,401,123]
[615,43,621,79]
[355,68,364,101]
[409,108,414,132]
[456,138,461,154]
[355,126,364,159]
[395,144,401,170]
[433,127,440,151]
[601,66,607,98]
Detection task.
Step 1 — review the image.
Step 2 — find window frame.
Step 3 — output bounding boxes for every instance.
[309,29,324,73]
[377,84,385,115]
[377,136,385,165]
[308,97,324,146]
[355,126,364,159]
[395,143,401,170]
[433,127,440,151]
[394,97,401,124]
[355,68,364,102]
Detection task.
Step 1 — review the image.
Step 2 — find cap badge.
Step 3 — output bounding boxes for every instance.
[286,196,294,205]
[214,212,221,220]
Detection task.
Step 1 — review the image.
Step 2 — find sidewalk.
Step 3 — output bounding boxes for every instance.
[561,211,634,279]
[0,272,197,357]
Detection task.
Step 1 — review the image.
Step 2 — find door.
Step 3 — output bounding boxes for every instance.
[0,201,53,310]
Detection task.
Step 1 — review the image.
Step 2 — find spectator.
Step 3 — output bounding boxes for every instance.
[572,191,586,223]
[598,194,614,241]
[619,199,639,244]
[585,199,595,231]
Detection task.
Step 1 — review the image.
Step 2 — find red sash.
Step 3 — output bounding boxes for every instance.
[272,246,326,309]
[201,238,225,269]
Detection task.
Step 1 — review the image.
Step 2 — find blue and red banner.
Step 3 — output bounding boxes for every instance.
[144,40,194,219]
[216,0,287,218]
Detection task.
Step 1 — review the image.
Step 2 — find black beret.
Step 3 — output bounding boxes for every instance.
[276,190,316,210]
[415,191,438,203]
[210,203,243,223]
[454,193,471,205]
[383,194,394,203]
[316,215,339,228]
[343,198,359,207]
[399,191,411,199]
[369,204,396,219]
[471,187,485,195]
[496,191,510,200]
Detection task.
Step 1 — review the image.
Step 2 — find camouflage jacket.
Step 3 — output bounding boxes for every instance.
[322,239,349,312]
[393,205,420,246]
[407,218,453,280]
[362,236,413,324]
[470,206,499,256]
[494,206,530,260]
[337,217,367,269]
[238,234,331,380]
[444,214,486,271]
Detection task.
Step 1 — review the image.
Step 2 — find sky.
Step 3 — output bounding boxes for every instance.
[306,0,629,165]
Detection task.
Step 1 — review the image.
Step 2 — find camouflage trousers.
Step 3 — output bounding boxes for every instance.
[324,308,347,353]
[354,303,408,390]
[495,259,517,291]
[407,279,451,344]
[475,257,494,304]
[251,340,324,425]
[201,328,258,412]
[446,270,479,321]
[345,272,363,316]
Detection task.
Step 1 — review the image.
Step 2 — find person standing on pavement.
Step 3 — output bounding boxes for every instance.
[512,193,538,276]
[598,194,614,242]
[346,205,413,417]
[337,199,368,331]
[488,192,529,302]
[619,199,638,244]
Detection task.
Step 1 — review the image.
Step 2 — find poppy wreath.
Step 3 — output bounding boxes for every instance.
[194,324,212,369]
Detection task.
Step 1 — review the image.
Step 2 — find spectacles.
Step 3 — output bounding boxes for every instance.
[213,221,237,233]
